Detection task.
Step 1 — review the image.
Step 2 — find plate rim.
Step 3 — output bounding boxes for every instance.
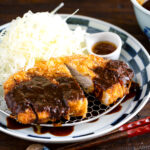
[0,14,149,143]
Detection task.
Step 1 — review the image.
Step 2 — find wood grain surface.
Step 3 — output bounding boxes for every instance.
[0,0,149,150]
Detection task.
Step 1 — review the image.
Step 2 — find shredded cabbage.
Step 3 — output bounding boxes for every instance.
[0,11,87,84]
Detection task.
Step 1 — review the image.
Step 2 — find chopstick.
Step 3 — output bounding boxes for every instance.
[56,117,150,150]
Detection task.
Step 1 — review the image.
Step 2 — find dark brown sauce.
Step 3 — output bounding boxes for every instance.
[7,117,74,136]
[7,117,31,129]
[107,82,140,115]
[33,126,74,136]
[122,92,136,103]
[5,76,85,123]
[88,118,99,123]
[143,0,150,11]
[92,41,117,55]
[122,82,140,103]
[93,60,134,90]
[107,105,122,115]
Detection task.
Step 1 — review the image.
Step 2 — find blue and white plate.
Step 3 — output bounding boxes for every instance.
[0,14,149,143]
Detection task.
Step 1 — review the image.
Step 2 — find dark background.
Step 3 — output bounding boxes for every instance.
[0,0,150,150]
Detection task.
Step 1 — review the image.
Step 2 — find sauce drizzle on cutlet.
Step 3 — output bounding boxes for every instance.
[93,60,134,90]
[5,76,85,122]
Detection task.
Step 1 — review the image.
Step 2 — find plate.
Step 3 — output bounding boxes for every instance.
[0,14,149,143]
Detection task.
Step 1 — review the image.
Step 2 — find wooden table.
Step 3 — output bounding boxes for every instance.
[0,0,149,150]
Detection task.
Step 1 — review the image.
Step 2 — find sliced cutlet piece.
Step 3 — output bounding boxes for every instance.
[63,55,134,106]
[62,54,106,93]
[93,60,134,105]
[46,58,87,119]
[4,58,87,124]
[87,55,134,105]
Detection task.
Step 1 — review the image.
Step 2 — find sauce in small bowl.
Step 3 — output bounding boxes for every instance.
[92,41,117,55]
[86,32,122,60]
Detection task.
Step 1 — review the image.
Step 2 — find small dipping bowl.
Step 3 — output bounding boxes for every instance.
[86,32,122,60]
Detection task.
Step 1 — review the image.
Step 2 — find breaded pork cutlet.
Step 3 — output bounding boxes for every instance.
[63,55,134,105]
[4,58,87,124]
[4,54,134,124]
